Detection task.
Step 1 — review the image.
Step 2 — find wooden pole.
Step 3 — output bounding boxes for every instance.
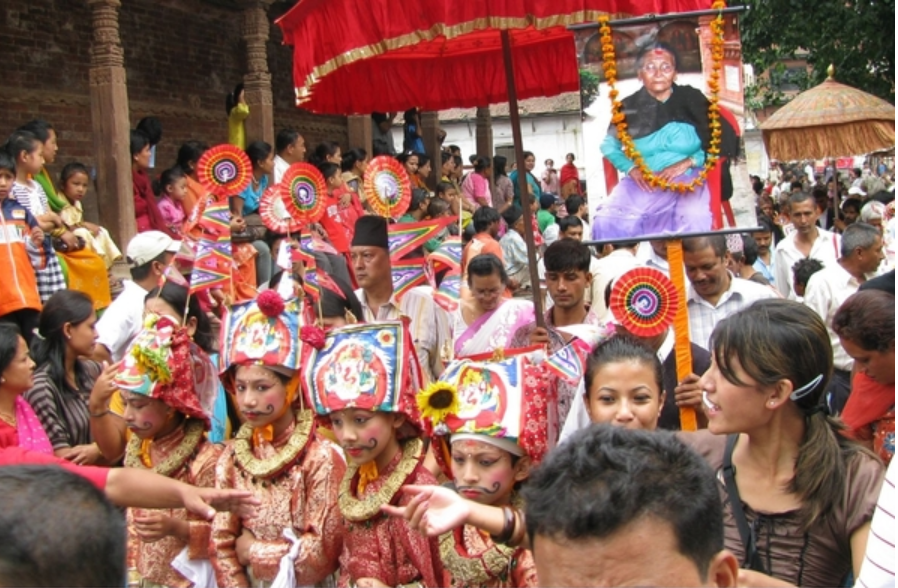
[501,30,545,329]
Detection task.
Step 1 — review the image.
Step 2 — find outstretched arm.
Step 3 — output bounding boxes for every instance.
[105,467,259,520]
[381,485,530,549]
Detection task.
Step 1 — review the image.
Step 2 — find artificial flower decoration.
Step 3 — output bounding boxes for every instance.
[300,325,326,350]
[256,289,286,318]
[417,381,460,427]
[130,314,174,385]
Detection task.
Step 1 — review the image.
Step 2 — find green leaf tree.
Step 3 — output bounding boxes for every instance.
[580,69,601,112]
[740,0,895,106]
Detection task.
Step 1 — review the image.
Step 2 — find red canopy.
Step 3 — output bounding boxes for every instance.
[276,0,712,114]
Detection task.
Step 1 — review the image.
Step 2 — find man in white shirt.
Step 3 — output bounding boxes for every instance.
[93,231,181,363]
[803,222,884,413]
[751,216,777,287]
[272,128,306,184]
[683,235,777,350]
[590,241,640,318]
[774,191,841,299]
[351,216,447,383]
[636,240,671,275]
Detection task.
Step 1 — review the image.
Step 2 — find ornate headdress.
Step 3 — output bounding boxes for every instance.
[303,320,424,436]
[114,314,216,428]
[219,290,302,375]
[418,346,552,478]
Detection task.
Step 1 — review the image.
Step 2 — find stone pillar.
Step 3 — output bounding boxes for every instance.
[347,115,373,154]
[420,111,442,189]
[88,0,135,249]
[475,106,493,157]
[241,0,275,146]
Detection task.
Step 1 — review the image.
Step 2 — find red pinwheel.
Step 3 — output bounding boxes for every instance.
[260,185,303,234]
[610,267,679,338]
[196,144,252,198]
[281,163,327,224]
[364,156,412,219]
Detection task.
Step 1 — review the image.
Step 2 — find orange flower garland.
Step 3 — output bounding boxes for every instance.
[599,2,727,193]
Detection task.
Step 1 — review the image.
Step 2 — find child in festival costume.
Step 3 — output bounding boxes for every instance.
[211,290,345,587]
[419,350,551,588]
[114,311,223,588]
[304,321,445,587]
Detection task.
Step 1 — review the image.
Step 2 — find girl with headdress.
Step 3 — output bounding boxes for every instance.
[304,321,445,587]
[211,290,345,587]
[419,350,549,587]
[114,306,223,587]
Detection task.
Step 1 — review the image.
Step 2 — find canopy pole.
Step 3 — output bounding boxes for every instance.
[666,239,698,432]
[501,29,545,329]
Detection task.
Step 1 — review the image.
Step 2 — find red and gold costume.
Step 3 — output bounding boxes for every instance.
[126,422,222,587]
[211,292,345,587]
[211,410,345,587]
[419,349,565,588]
[114,313,223,587]
[305,321,445,587]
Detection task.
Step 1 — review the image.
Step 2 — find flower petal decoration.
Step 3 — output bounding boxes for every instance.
[416,381,459,428]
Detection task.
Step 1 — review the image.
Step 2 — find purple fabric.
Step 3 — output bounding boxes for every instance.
[592,173,711,241]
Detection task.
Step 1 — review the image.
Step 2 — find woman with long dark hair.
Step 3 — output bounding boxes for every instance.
[689,299,882,587]
[25,290,118,465]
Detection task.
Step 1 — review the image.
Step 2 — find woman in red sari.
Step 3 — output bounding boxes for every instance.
[559,153,582,199]
[833,289,894,465]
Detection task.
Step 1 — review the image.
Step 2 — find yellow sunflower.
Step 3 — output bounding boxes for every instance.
[417,381,459,425]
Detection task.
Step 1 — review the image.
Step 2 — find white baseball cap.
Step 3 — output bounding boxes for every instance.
[126,231,182,267]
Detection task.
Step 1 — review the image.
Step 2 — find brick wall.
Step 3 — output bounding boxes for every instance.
[0,0,347,222]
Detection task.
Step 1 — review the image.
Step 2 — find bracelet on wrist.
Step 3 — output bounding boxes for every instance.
[89,409,111,418]
[489,505,516,545]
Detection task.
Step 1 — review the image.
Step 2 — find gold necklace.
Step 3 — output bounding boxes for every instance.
[0,411,16,427]
[439,494,524,586]
[339,437,423,522]
[124,419,205,477]
[233,409,313,480]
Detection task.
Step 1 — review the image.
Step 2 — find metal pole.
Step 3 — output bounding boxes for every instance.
[583,225,764,248]
[501,29,545,329]
[567,6,746,30]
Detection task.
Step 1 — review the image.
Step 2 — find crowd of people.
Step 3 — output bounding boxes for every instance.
[0,109,893,588]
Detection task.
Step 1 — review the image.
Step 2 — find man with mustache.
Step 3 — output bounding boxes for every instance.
[683,235,776,351]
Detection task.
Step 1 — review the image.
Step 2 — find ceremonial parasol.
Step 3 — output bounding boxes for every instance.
[276,0,712,329]
[760,67,896,161]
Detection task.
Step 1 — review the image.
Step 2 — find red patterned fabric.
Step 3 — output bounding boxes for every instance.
[276,0,713,114]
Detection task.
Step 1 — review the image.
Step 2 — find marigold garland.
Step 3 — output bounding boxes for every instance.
[599,1,727,193]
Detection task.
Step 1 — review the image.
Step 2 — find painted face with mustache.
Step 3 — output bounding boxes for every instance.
[233,365,289,429]
[330,408,403,469]
[121,391,175,441]
[450,439,530,506]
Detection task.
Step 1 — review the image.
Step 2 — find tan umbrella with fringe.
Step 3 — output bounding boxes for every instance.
[760,67,895,160]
